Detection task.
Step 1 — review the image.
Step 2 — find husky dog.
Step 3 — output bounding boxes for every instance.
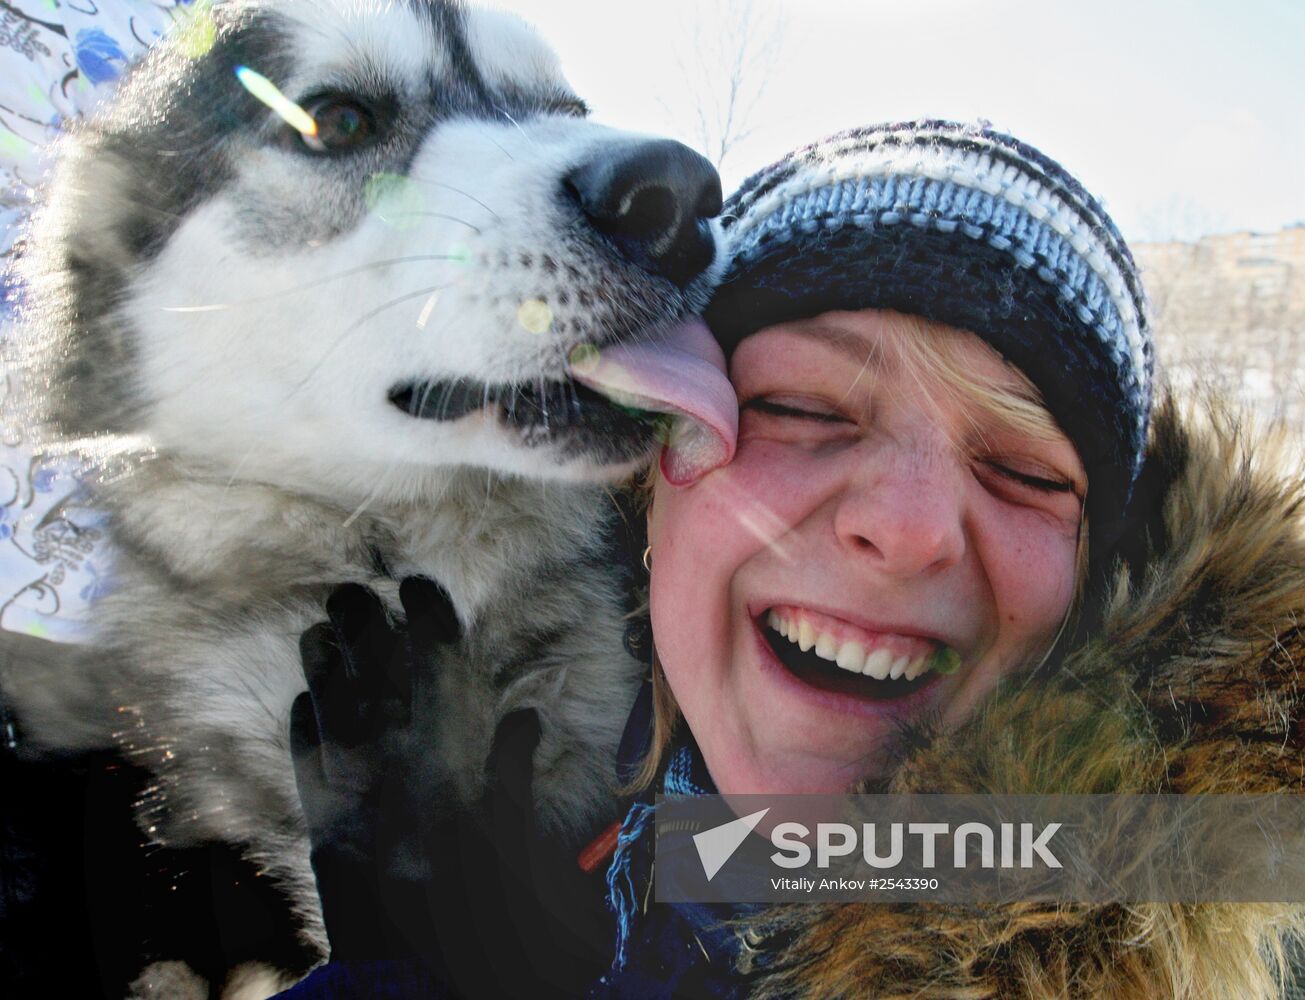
[5,0,722,993]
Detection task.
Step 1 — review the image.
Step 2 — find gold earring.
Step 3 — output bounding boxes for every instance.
[642,545,653,573]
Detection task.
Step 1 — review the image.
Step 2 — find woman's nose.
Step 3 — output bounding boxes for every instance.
[832,453,967,576]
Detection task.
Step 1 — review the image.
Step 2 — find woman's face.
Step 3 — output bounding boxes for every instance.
[648,310,1086,795]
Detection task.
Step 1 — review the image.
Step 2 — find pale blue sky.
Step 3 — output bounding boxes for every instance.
[498,0,1305,243]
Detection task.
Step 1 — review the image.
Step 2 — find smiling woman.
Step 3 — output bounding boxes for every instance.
[624,117,1152,809]
[592,121,1305,999]
[649,308,1088,796]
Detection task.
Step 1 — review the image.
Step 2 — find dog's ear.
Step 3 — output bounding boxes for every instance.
[56,145,179,321]
[23,141,158,436]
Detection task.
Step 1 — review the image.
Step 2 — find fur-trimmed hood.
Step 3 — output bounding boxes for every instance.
[741,392,1305,999]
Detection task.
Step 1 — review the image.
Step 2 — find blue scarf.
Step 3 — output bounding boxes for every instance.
[605,739,715,968]
[595,684,769,1000]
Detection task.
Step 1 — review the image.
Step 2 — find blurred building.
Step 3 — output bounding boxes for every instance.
[1135,224,1305,428]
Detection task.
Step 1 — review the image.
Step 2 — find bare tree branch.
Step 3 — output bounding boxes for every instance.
[660,0,788,172]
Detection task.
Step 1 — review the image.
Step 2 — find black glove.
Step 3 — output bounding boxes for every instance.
[289,579,612,998]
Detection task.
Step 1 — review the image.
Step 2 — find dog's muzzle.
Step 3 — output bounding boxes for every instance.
[388,377,659,461]
[387,141,726,468]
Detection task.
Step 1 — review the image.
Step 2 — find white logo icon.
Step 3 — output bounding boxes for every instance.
[693,808,770,881]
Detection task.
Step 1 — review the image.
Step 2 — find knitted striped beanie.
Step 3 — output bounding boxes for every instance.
[705,120,1153,542]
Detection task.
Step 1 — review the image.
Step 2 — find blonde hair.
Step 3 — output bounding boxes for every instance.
[866,311,1070,448]
[625,311,1091,792]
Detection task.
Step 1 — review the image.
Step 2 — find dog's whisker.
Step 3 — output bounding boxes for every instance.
[287,284,448,398]
[382,212,483,235]
[152,283,451,409]
[482,132,515,162]
[536,373,550,431]
[435,381,454,421]
[405,175,501,220]
[562,376,582,420]
[416,378,441,419]
[160,257,463,313]
[222,447,261,497]
[440,381,462,421]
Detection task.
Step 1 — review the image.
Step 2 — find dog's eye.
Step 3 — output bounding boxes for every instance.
[299,97,376,153]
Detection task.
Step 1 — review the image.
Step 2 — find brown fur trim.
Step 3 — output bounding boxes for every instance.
[743,393,1305,999]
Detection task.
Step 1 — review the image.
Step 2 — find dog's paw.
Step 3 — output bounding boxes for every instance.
[220,961,303,1000]
[128,960,207,1000]
[128,959,299,1000]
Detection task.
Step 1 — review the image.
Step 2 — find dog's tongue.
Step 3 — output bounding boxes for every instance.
[570,317,737,485]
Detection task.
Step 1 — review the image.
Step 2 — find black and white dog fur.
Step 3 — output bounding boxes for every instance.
[6,0,721,994]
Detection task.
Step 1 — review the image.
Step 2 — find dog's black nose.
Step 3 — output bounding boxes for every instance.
[563,140,722,288]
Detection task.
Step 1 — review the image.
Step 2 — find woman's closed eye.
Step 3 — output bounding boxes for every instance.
[976,458,1084,527]
[982,460,1076,494]
[737,396,859,449]
[741,397,850,424]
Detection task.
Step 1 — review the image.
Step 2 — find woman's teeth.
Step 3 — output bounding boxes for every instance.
[766,610,949,682]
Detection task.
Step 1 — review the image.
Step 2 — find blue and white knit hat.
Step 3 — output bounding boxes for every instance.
[705,120,1153,543]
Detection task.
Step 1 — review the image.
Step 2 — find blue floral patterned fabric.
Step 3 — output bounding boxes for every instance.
[0,0,190,642]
